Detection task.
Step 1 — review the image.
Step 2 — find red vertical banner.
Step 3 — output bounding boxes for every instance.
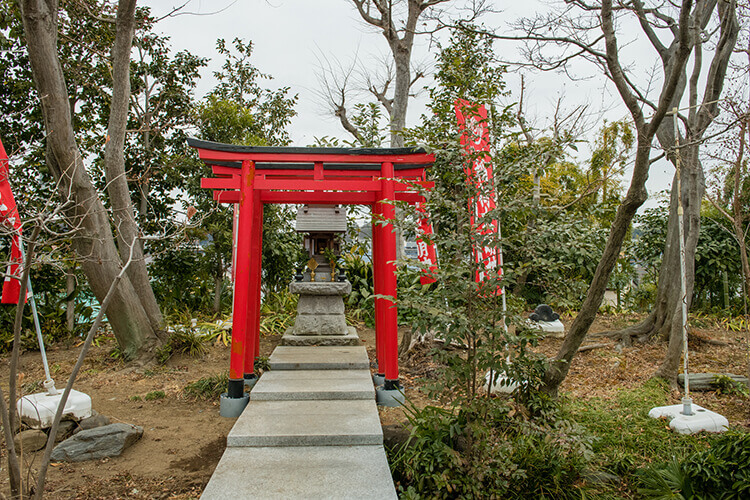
[0,138,25,304]
[415,200,438,285]
[454,99,502,288]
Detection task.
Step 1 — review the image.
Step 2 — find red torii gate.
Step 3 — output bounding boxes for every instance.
[189,138,435,404]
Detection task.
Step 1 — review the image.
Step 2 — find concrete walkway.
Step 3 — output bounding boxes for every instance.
[201,345,398,499]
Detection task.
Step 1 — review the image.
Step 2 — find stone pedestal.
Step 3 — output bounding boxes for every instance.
[282,281,360,346]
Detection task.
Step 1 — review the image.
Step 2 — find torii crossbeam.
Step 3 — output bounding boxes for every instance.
[189,138,434,407]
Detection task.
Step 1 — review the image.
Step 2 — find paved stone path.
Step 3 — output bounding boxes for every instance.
[201,345,398,499]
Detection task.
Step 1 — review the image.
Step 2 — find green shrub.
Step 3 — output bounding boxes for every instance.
[183,372,229,400]
[340,250,375,327]
[254,355,270,372]
[157,325,209,363]
[259,290,297,336]
[713,374,749,398]
[144,390,166,401]
[392,398,591,499]
[638,431,750,499]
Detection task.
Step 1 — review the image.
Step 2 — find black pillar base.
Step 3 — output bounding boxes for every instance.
[384,379,401,391]
[227,378,245,398]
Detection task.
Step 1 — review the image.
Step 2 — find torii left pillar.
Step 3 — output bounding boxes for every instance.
[220,159,261,417]
[372,161,404,406]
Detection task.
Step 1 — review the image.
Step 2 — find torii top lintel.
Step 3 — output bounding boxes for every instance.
[189,137,435,206]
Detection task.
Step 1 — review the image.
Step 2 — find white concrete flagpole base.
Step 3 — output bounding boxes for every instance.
[648,403,728,435]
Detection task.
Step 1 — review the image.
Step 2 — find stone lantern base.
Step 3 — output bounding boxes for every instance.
[281,281,360,347]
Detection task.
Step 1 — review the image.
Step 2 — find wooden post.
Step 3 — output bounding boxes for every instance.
[372,201,385,377]
[380,161,399,387]
[227,160,255,398]
[244,195,263,379]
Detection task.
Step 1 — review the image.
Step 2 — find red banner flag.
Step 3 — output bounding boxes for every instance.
[0,138,25,304]
[454,99,502,287]
[415,200,438,285]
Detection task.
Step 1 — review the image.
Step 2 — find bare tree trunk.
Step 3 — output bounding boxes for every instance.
[544,142,653,395]
[609,0,738,385]
[542,0,693,396]
[627,144,703,345]
[390,47,411,147]
[103,0,164,337]
[654,2,739,385]
[350,0,449,146]
[18,0,163,360]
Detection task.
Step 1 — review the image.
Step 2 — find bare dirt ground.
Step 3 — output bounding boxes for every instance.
[2,314,748,499]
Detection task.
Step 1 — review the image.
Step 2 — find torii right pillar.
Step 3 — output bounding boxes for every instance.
[373,160,404,406]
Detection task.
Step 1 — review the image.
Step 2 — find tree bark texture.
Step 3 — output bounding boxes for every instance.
[734,123,750,326]
[103,0,164,336]
[18,0,163,360]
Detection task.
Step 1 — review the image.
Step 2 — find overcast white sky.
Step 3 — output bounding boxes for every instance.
[147,0,676,207]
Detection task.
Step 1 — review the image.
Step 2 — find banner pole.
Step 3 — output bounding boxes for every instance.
[18,239,57,395]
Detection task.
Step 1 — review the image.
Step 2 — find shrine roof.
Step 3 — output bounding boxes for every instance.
[187,137,429,157]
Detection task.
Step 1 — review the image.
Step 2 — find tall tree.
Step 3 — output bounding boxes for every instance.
[345,0,454,146]
[705,11,750,327]
[103,0,163,333]
[462,0,730,393]
[186,38,301,312]
[607,1,739,383]
[17,0,165,360]
[127,13,207,225]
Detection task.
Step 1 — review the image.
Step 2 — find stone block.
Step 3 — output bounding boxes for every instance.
[296,294,345,315]
[50,423,143,462]
[289,281,351,296]
[201,446,397,499]
[250,369,375,401]
[14,429,47,452]
[269,346,370,370]
[291,314,348,336]
[74,412,111,434]
[54,420,77,442]
[227,399,382,447]
[281,328,360,346]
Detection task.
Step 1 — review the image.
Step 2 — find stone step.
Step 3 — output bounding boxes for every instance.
[228,399,382,447]
[280,330,361,347]
[251,369,375,401]
[200,445,397,499]
[268,345,370,370]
